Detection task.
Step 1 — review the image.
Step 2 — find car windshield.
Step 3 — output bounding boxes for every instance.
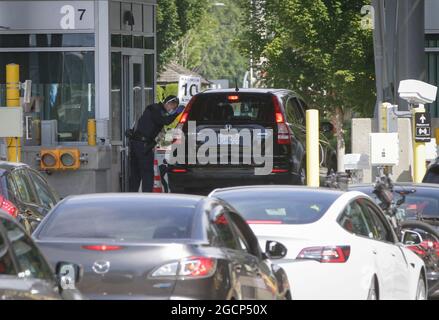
[39,199,197,241]
[215,189,340,224]
[188,93,275,124]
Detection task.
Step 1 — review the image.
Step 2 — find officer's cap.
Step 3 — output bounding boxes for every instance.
[163,95,179,105]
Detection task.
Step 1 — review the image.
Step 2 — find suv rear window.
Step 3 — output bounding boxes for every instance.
[188,93,275,124]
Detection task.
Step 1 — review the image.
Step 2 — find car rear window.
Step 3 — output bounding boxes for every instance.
[188,93,275,124]
[38,200,197,241]
[215,190,340,224]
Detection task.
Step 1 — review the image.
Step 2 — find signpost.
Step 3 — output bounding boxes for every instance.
[178,76,201,106]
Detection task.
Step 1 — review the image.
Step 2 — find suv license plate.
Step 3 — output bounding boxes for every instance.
[218,134,240,145]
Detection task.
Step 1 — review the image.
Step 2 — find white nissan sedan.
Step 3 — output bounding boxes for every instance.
[210,186,427,300]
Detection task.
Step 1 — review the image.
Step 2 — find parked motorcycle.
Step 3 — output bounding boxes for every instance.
[370,169,439,296]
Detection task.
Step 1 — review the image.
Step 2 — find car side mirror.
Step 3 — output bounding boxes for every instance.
[321,122,334,133]
[55,261,83,290]
[402,230,423,246]
[265,240,287,259]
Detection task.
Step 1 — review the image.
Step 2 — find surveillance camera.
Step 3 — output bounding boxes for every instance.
[398,80,438,105]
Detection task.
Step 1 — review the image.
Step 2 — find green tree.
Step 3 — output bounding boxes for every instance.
[176,0,209,35]
[174,0,249,83]
[239,0,375,171]
[156,0,209,71]
[156,0,181,70]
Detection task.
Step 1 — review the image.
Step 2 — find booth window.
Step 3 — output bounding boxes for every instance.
[111,52,122,141]
[0,34,94,48]
[144,54,155,107]
[0,51,95,142]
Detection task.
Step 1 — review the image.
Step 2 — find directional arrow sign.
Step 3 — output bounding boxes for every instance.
[415,112,431,142]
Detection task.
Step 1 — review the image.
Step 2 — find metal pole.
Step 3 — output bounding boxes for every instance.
[413,104,427,182]
[6,64,20,163]
[306,109,320,187]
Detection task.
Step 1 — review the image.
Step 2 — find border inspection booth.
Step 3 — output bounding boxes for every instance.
[0,0,157,196]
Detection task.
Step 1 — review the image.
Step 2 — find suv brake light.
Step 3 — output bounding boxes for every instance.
[178,97,196,125]
[0,196,18,218]
[272,96,292,145]
[173,97,196,144]
[297,246,350,263]
[277,123,291,144]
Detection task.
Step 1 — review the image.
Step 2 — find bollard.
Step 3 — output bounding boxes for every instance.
[412,106,427,183]
[87,119,96,146]
[6,64,21,162]
[306,109,319,187]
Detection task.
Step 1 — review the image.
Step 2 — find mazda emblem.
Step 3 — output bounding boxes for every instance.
[92,261,111,274]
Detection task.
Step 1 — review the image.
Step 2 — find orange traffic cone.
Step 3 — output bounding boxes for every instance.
[153,159,163,193]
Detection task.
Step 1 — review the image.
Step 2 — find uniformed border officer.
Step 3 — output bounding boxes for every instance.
[128,95,183,192]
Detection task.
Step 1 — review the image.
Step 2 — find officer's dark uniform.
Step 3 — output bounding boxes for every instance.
[128,99,181,192]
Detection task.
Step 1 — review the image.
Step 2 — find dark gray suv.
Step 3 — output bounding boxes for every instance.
[167,88,337,194]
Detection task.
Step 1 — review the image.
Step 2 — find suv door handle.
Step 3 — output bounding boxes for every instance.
[372,249,377,255]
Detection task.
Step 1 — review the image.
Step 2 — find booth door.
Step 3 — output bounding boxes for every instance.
[120,55,145,192]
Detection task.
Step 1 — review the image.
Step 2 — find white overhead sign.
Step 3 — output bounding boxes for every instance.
[178,76,201,106]
[0,1,94,31]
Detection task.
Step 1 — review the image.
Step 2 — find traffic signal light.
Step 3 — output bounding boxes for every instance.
[40,149,60,170]
[59,149,80,170]
[40,148,80,170]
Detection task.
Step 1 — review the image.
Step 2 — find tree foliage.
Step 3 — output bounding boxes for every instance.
[174,0,248,83]
[156,0,181,70]
[157,0,248,83]
[239,0,375,118]
[238,0,375,167]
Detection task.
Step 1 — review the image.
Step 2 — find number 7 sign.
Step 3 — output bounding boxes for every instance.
[178,76,201,106]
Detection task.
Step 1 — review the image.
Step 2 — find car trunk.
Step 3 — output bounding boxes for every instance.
[248,224,340,260]
[37,240,196,299]
[182,92,287,167]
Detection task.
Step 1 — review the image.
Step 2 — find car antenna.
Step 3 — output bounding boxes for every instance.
[235,78,239,92]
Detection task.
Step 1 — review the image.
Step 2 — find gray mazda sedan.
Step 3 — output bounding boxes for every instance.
[32,193,291,300]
